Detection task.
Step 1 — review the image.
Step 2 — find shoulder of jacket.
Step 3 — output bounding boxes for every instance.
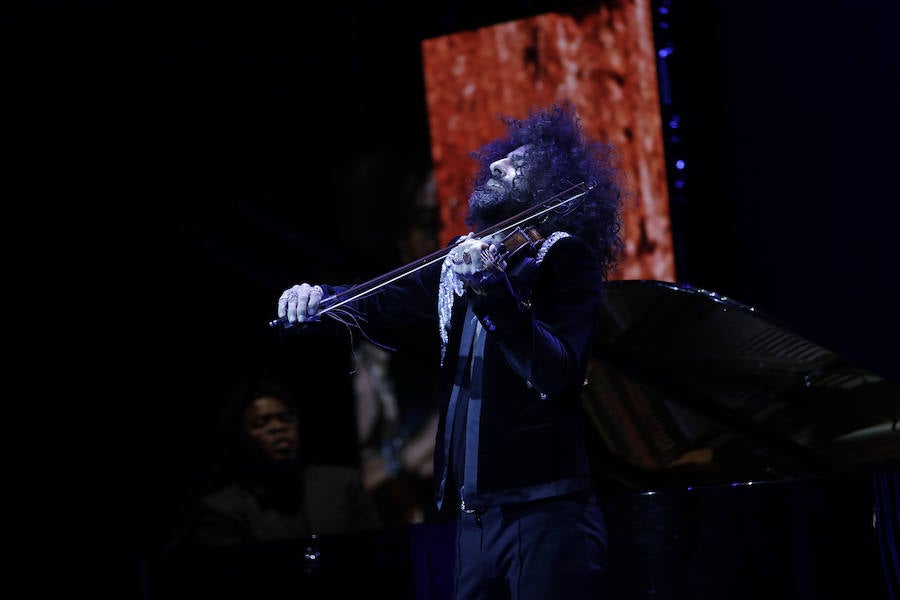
[537,232,593,263]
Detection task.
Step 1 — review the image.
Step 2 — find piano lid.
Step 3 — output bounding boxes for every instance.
[582,280,900,493]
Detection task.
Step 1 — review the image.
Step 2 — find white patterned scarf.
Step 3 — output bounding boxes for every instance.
[438,231,570,365]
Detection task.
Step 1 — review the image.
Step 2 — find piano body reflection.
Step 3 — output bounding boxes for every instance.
[149,281,899,600]
[583,280,898,492]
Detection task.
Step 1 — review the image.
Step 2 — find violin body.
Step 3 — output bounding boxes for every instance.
[498,225,543,261]
[496,225,544,280]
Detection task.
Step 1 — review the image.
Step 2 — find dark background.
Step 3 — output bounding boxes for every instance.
[8,0,898,564]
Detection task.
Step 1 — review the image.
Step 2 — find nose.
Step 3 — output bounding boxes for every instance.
[489,157,512,179]
[265,418,291,435]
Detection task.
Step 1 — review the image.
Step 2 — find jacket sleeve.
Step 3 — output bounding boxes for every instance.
[315,257,442,348]
[468,235,603,397]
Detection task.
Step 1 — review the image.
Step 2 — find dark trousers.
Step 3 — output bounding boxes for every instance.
[452,495,608,600]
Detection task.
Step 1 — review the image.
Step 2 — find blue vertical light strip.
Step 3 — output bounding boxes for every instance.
[874,471,899,600]
[652,0,688,282]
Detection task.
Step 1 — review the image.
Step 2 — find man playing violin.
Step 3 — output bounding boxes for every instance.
[277,101,627,599]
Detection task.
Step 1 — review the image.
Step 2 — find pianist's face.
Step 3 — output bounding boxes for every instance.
[242,395,300,463]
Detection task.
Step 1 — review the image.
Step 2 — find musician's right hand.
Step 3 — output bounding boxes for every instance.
[277,283,325,325]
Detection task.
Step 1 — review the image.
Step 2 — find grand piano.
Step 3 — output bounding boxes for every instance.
[583,280,898,491]
[147,281,899,600]
[579,280,899,600]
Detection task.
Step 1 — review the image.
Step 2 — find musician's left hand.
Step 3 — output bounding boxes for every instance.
[448,236,507,293]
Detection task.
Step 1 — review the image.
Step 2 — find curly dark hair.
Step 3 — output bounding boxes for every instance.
[465,101,627,279]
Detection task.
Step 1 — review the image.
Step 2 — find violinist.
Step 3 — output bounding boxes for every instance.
[276,101,627,600]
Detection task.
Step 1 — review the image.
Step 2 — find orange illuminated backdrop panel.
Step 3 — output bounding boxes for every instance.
[421,1,674,281]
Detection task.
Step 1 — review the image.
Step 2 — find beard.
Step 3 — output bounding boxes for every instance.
[466,179,534,230]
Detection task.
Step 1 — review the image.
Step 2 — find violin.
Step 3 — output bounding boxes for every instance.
[268,181,590,329]
[496,224,544,263]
